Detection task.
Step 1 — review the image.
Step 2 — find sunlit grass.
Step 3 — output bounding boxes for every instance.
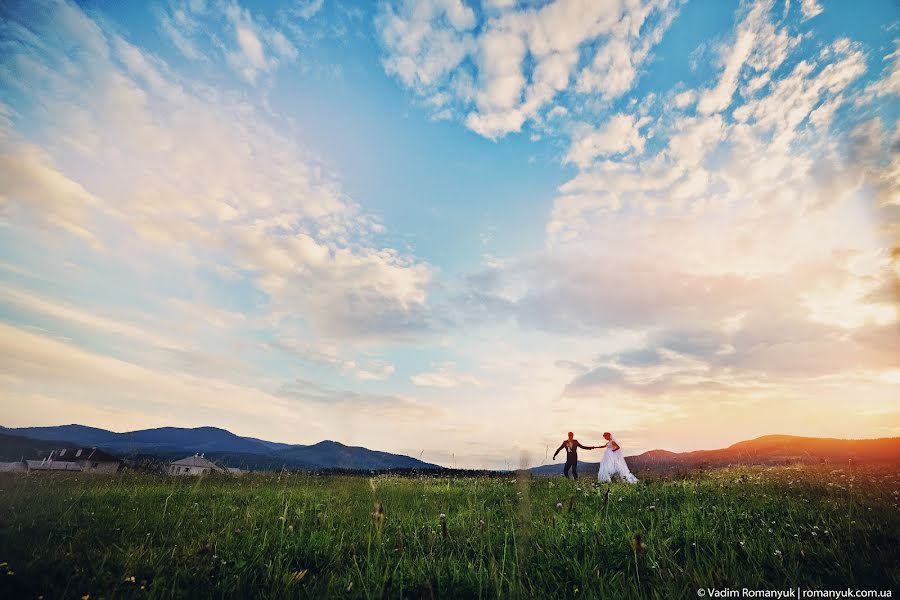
[0,465,897,598]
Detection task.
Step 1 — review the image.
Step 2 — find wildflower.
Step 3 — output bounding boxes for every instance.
[633,533,647,554]
[6,570,14,576]
[556,502,563,511]
[648,505,656,512]
[124,575,136,583]
[440,513,449,540]
[0,562,6,568]
[774,550,782,556]
[478,519,486,531]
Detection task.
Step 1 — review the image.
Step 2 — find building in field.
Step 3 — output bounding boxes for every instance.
[26,448,121,473]
[168,454,225,476]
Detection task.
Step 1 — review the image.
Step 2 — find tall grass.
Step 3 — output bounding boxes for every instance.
[0,465,897,598]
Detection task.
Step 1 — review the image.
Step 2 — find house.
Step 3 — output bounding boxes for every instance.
[168,454,225,476]
[26,448,121,473]
[26,459,82,472]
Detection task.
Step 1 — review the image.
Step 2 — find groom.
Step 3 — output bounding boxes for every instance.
[552,432,600,480]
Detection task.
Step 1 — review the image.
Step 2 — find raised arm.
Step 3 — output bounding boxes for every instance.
[576,440,594,450]
[552,442,565,459]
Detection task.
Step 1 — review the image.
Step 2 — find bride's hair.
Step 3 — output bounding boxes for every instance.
[603,432,611,438]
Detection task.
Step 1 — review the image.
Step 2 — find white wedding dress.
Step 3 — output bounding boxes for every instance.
[597,434,638,484]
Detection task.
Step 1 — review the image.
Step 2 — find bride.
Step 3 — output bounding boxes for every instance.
[597,432,638,484]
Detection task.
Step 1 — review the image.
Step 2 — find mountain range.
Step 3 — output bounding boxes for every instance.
[3,426,898,473]
[529,434,900,476]
[0,425,440,471]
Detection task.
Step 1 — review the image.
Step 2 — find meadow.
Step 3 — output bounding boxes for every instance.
[0,465,897,599]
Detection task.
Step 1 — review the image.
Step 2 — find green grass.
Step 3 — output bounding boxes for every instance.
[0,465,897,598]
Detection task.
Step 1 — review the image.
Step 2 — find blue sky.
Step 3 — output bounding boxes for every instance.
[0,0,898,468]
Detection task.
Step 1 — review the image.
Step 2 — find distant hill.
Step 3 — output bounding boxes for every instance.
[3,425,283,455]
[274,440,437,470]
[0,425,442,471]
[530,435,900,476]
[0,432,64,461]
[628,435,900,470]
[2,424,122,446]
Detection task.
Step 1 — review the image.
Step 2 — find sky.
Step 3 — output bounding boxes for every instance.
[0,0,897,469]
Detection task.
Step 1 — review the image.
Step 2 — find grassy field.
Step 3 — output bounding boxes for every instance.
[0,465,897,599]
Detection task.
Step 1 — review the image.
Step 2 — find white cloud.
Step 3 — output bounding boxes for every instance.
[857,44,900,106]
[348,360,396,381]
[0,139,102,248]
[411,364,482,388]
[673,89,696,108]
[492,0,900,426]
[157,8,204,60]
[697,1,767,114]
[155,0,298,83]
[377,0,476,92]
[293,0,324,20]
[666,114,724,167]
[483,0,516,9]
[223,1,297,82]
[800,0,824,22]
[565,114,646,168]
[732,39,865,148]
[697,0,801,114]
[377,0,680,139]
[1,0,434,344]
[0,287,183,351]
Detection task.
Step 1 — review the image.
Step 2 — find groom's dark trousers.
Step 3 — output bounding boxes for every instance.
[563,457,578,479]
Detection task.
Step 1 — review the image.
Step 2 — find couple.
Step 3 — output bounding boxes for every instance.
[552,431,638,483]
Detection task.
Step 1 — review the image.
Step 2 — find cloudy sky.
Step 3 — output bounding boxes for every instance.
[0,0,897,468]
